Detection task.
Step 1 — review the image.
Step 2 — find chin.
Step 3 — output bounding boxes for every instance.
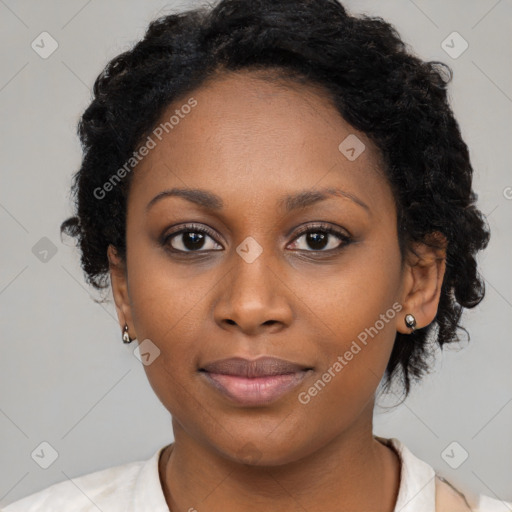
[208,433,314,467]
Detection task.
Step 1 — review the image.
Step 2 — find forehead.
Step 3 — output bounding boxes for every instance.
[128,70,391,215]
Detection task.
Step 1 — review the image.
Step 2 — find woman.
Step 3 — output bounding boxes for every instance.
[4,0,510,510]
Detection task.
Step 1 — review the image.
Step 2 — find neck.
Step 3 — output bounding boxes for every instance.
[159,407,400,512]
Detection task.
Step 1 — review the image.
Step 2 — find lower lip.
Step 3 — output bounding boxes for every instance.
[200,371,311,406]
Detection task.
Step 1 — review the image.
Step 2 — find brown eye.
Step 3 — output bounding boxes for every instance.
[163,225,223,253]
[288,224,352,252]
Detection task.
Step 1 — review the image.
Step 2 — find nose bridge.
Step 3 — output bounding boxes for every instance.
[213,239,292,334]
[233,247,274,301]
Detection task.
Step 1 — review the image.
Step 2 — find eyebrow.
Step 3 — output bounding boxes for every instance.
[146,188,223,213]
[280,187,370,214]
[145,186,370,214]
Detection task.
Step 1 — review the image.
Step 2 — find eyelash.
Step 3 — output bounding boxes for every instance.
[162,222,352,255]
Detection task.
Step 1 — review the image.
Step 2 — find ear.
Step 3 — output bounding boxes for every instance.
[396,232,447,334]
[107,244,136,339]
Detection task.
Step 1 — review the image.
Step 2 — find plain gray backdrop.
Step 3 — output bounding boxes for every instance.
[1,0,511,507]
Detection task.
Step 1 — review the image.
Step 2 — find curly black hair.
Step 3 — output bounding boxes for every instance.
[60,0,490,397]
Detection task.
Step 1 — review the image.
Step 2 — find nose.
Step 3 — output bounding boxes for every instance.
[213,250,294,336]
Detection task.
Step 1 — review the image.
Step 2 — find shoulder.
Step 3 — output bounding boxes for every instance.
[2,455,149,512]
[377,437,512,512]
[435,476,473,511]
[435,476,512,512]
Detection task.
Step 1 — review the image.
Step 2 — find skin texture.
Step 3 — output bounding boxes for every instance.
[108,70,446,512]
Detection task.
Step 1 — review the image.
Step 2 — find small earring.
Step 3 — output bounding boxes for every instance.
[404,314,417,333]
[122,324,132,344]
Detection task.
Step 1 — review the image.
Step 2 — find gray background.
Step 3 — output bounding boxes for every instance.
[0,0,511,507]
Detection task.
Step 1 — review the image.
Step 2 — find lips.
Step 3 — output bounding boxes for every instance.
[199,356,313,406]
[201,356,311,378]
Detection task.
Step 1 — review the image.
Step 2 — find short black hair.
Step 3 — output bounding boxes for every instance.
[61,0,490,397]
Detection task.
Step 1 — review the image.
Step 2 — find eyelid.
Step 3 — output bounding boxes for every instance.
[287,222,352,252]
[291,222,351,240]
[162,223,223,249]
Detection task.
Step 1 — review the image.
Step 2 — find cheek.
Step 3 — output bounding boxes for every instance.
[124,242,212,394]
[126,230,211,339]
[295,299,400,431]
[298,242,402,400]
[313,311,398,399]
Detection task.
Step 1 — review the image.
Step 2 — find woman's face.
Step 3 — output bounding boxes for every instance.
[109,70,430,464]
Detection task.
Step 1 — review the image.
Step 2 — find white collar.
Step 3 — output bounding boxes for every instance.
[130,445,169,511]
[376,436,437,512]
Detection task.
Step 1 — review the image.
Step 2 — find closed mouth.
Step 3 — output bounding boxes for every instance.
[199,356,313,406]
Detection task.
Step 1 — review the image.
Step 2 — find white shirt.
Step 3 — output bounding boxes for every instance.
[3,437,510,511]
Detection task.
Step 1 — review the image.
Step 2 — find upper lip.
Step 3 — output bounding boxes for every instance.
[200,356,312,378]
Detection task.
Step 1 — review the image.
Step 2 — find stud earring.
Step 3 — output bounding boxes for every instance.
[404,314,416,333]
[122,324,133,344]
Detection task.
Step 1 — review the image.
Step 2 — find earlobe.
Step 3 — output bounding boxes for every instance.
[396,232,447,334]
[107,244,135,337]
